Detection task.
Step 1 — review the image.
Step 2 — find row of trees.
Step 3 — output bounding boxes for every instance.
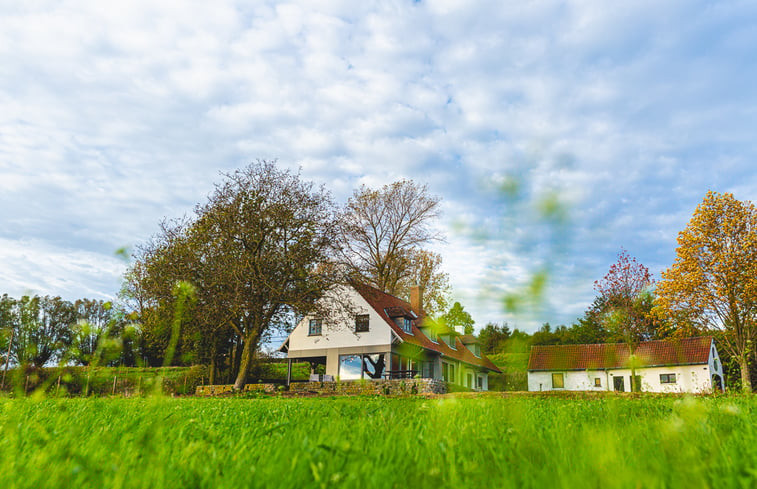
[0,295,133,369]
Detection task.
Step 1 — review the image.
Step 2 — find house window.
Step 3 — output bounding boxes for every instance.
[660,373,676,384]
[421,361,434,379]
[363,353,386,379]
[444,335,456,349]
[594,378,601,387]
[472,344,481,357]
[403,318,412,333]
[442,362,456,384]
[552,373,564,389]
[714,359,719,371]
[467,373,473,388]
[355,314,369,332]
[308,319,322,336]
[477,376,483,389]
[339,354,363,380]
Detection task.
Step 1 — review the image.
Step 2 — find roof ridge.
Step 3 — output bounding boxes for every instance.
[531,336,712,349]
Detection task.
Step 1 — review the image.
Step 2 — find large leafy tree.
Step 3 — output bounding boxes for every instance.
[339,180,448,311]
[127,161,342,390]
[655,191,757,391]
[594,248,657,391]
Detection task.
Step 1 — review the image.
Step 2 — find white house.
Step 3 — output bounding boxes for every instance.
[527,337,724,393]
[279,283,501,390]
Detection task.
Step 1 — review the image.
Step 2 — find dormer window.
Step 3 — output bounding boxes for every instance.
[403,318,412,333]
[471,343,481,357]
[443,335,456,350]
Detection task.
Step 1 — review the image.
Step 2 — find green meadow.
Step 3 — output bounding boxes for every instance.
[1,395,755,489]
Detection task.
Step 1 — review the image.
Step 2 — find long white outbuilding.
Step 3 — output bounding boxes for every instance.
[527,337,724,393]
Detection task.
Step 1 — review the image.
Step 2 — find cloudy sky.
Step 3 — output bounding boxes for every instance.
[2,0,757,332]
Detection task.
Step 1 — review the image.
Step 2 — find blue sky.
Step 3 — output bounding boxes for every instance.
[2,0,757,332]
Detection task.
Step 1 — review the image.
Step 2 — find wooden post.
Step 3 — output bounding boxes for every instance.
[57,375,61,397]
[286,358,292,387]
[112,376,117,396]
[1,328,14,390]
[138,376,142,396]
[24,375,29,394]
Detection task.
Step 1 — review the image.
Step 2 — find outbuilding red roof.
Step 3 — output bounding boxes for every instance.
[527,337,714,371]
[353,283,501,373]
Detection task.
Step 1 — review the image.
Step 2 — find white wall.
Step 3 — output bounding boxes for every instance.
[528,370,608,392]
[528,364,716,393]
[285,287,393,377]
[707,340,725,391]
[287,287,393,353]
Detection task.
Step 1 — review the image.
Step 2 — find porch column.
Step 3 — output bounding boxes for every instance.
[286,358,292,387]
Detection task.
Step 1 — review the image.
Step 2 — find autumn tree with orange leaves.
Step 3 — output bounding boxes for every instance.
[655,191,757,391]
[594,248,657,392]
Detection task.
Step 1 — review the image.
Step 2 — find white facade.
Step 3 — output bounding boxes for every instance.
[282,286,494,390]
[527,340,725,394]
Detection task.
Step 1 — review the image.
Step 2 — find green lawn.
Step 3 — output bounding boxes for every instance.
[1,394,755,488]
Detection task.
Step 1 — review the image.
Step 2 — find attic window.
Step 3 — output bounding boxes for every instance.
[444,335,456,350]
[308,319,322,336]
[355,314,369,333]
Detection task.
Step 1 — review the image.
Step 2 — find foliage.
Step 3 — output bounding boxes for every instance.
[477,322,511,354]
[655,191,757,391]
[1,396,757,488]
[592,249,657,391]
[126,161,343,390]
[339,180,449,314]
[442,301,475,334]
[0,294,131,369]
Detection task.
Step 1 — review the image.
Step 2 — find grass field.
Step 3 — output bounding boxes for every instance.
[1,394,755,488]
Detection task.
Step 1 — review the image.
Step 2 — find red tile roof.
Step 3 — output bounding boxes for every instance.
[527,337,714,371]
[353,283,501,373]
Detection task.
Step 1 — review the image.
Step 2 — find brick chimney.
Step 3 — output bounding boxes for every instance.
[410,285,424,315]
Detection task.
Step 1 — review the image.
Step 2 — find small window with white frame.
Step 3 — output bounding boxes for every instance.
[594,378,601,387]
[308,318,322,336]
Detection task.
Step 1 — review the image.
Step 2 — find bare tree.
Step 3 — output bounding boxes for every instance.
[339,180,446,309]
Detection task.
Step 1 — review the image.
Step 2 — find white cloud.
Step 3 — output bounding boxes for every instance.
[2,1,757,331]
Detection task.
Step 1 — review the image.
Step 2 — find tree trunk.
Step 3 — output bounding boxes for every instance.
[233,337,255,391]
[208,342,217,385]
[738,354,752,392]
[209,356,216,385]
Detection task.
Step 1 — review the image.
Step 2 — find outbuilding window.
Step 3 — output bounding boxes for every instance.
[552,373,564,389]
[660,373,676,384]
[594,378,601,387]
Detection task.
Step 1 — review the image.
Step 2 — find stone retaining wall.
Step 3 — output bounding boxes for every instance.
[288,378,447,395]
[196,379,447,396]
[195,383,276,396]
